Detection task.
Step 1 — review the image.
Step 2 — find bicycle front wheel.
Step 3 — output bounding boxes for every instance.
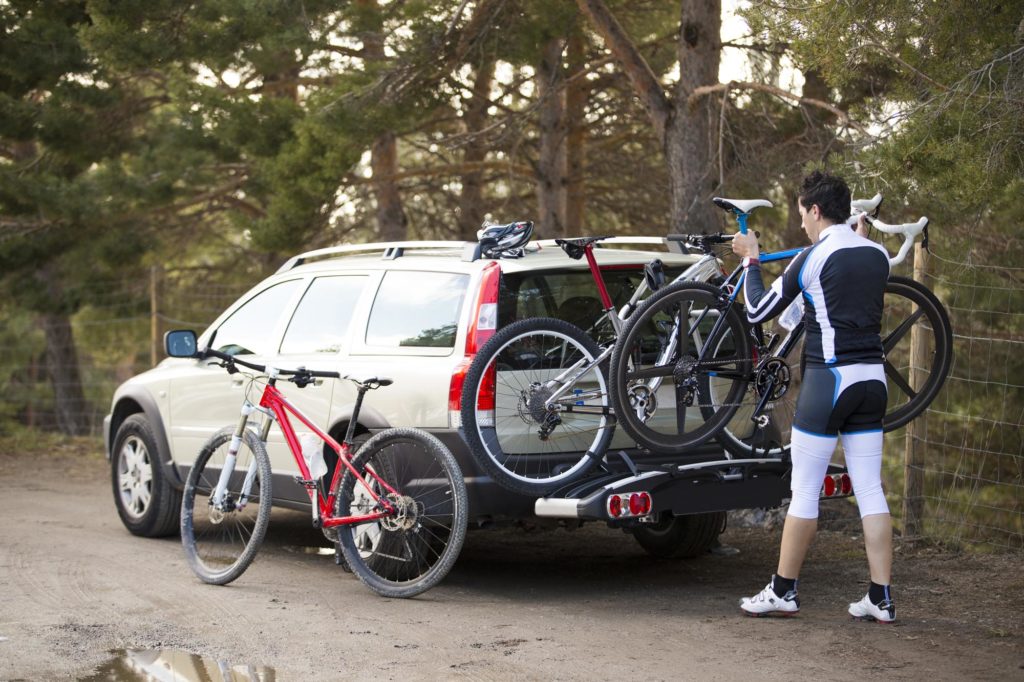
[880,275,953,429]
[181,427,272,585]
[610,281,751,455]
[335,429,467,599]
[460,317,613,496]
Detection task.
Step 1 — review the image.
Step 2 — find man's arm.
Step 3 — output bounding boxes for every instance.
[731,230,807,324]
[743,258,804,323]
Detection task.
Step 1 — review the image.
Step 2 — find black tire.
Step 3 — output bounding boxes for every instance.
[180,427,273,585]
[335,429,468,598]
[461,317,613,496]
[878,276,953,430]
[712,275,953,458]
[610,281,751,455]
[632,511,726,559]
[111,414,182,537]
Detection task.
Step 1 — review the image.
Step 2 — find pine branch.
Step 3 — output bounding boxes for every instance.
[689,80,872,136]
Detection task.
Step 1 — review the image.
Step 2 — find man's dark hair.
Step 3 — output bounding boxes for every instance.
[798,170,851,225]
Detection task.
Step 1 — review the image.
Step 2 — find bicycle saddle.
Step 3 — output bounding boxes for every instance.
[554,236,612,260]
[712,197,773,215]
[344,376,393,389]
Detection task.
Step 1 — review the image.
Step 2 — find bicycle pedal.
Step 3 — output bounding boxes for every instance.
[292,475,318,488]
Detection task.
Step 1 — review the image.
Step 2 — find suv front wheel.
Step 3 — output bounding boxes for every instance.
[111,414,181,537]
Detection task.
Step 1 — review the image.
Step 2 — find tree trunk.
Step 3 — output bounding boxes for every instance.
[371,131,408,242]
[41,311,89,436]
[666,0,722,232]
[575,0,723,233]
[457,59,496,241]
[536,37,567,238]
[564,31,588,235]
[361,0,408,241]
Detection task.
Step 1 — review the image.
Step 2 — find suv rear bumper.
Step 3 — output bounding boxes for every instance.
[429,428,728,524]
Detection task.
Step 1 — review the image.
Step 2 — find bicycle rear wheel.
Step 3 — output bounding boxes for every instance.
[610,281,751,455]
[335,429,467,598]
[460,317,613,496]
[711,275,953,458]
[181,427,272,585]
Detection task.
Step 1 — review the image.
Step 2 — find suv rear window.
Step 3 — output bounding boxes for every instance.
[365,271,468,348]
[499,266,685,344]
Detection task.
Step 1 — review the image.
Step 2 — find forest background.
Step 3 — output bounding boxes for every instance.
[1,0,1021,549]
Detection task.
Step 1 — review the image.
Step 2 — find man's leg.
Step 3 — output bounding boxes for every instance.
[776,427,836,578]
[842,429,895,622]
[861,512,892,585]
[777,515,818,579]
[740,427,835,616]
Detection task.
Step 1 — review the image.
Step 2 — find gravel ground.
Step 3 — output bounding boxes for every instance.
[1,438,1022,681]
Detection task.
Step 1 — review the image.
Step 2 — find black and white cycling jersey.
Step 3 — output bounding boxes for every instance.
[743,224,890,367]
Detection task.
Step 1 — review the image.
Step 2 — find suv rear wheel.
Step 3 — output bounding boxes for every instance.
[631,511,726,559]
[111,414,181,537]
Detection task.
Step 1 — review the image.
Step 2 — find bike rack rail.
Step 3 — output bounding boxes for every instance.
[534,454,850,522]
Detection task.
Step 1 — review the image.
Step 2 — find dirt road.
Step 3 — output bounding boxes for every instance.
[1,439,1021,680]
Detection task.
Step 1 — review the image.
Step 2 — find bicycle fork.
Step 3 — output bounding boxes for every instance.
[211,402,271,515]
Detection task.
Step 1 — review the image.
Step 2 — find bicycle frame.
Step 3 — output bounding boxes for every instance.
[539,243,726,413]
[217,372,398,530]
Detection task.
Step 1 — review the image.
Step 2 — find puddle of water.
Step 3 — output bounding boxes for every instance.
[81,648,275,681]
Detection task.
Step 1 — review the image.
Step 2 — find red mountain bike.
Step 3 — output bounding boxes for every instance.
[164,329,467,598]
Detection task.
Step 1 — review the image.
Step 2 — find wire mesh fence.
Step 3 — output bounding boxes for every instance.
[1,253,1021,552]
[885,251,1024,551]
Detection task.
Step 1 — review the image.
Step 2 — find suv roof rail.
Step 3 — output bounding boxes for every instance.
[277,241,475,273]
[536,236,687,254]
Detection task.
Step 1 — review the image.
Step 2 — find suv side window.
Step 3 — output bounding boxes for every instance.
[280,276,367,354]
[214,280,303,356]
[365,271,468,348]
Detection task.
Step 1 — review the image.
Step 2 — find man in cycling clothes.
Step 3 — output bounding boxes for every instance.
[731,170,896,622]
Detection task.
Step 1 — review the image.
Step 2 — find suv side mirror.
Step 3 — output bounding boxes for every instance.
[164,329,198,358]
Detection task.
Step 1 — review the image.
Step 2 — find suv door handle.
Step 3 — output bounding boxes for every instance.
[231,377,244,387]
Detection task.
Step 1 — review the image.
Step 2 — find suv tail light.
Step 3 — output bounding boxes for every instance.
[820,473,853,498]
[607,491,652,518]
[449,262,501,426]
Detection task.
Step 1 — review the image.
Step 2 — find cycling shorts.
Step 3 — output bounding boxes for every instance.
[794,364,887,437]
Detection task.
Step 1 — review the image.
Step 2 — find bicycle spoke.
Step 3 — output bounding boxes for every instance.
[883,306,923,353]
[884,358,917,398]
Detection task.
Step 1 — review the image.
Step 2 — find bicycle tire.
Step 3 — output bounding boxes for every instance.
[711,275,953,458]
[335,428,468,598]
[610,281,751,455]
[879,275,953,429]
[181,427,272,585]
[460,317,613,496]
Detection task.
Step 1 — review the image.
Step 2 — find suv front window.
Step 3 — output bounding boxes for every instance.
[280,276,367,354]
[365,271,468,348]
[214,280,303,356]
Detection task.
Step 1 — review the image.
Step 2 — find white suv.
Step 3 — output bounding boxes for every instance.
[105,234,724,547]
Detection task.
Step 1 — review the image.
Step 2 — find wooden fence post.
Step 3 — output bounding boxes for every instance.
[150,265,161,367]
[902,242,929,540]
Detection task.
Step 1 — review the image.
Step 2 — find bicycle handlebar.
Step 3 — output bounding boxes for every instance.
[199,348,341,381]
[863,215,929,266]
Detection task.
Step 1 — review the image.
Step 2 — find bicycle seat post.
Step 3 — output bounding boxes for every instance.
[343,382,371,446]
[736,212,750,235]
[582,243,615,314]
